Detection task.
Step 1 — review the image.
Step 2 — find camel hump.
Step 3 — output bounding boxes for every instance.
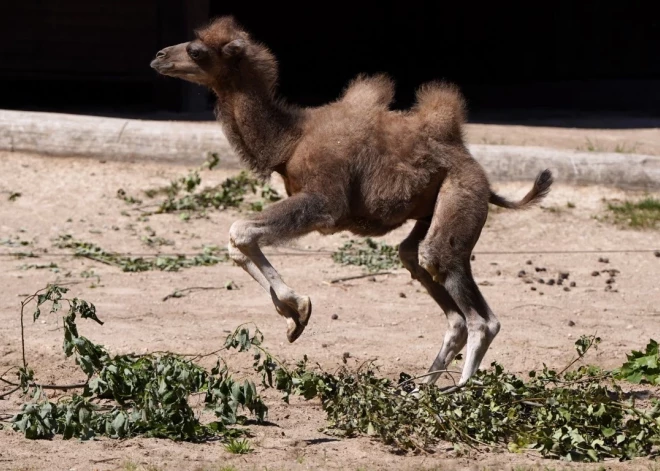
[340,73,395,109]
[413,81,466,141]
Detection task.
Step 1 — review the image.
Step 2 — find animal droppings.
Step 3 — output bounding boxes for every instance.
[563,287,570,292]
[570,281,576,287]
[526,260,532,265]
[547,279,556,286]
[599,257,610,263]
[331,313,339,320]
[518,270,526,277]
[567,320,576,326]
[591,271,600,276]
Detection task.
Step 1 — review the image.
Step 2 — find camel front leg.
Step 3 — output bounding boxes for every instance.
[229,193,335,342]
[227,239,301,322]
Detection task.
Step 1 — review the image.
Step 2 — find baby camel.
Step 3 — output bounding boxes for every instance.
[150,16,553,387]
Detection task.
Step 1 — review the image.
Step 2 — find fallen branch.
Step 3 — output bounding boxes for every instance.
[162,284,236,301]
[325,271,395,284]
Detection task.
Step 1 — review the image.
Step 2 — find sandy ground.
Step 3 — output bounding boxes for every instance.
[0,147,659,471]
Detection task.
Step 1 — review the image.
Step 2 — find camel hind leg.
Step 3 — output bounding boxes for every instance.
[399,220,468,385]
[417,173,500,386]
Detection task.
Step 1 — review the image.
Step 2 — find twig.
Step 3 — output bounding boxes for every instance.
[0,377,88,391]
[32,382,87,390]
[325,271,394,284]
[162,286,228,301]
[0,366,18,385]
[512,304,562,311]
[396,369,462,389]
[0,386,20,399]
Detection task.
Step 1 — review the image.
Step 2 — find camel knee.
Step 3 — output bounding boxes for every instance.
[227,239,248,265]
[447,315,467,335]
[466,316,500,343]
[229,220,256,249]
[417,251,448,285]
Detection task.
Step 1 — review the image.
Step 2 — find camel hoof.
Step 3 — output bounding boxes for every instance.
[297,296,312,326]
[286,297,312,343]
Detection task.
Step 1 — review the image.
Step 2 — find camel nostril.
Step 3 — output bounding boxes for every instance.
[156,50,167,59]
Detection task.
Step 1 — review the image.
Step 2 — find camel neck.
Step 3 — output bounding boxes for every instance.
[215,89,302,179]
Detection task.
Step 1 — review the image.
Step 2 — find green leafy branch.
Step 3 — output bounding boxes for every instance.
[332,238,402,272]
[4,286,268,442]
[54,235,227,272]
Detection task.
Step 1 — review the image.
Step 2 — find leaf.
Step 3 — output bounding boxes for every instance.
[601,427,616,437]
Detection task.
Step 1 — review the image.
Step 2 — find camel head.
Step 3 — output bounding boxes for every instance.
[150,16,278,94]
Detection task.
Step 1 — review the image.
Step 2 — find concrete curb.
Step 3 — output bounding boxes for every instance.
[2,109,659,190]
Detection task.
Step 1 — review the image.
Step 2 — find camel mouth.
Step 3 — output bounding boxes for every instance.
[150,59,174,74]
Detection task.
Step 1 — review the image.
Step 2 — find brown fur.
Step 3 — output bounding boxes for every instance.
[150,16,554,384]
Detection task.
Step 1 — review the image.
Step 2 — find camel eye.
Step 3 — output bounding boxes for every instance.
[187,43,208,62]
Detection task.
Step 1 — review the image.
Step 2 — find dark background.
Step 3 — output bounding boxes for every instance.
[1,1,658,127]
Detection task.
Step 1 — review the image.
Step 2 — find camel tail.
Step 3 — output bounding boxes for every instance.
[489,169,554,210]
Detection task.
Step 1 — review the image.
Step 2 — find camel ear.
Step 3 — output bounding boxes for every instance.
[222,39,246,57]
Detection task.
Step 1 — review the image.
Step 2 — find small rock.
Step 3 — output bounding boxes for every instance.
[591,271,600,276]
[399,292,407,298]
[569,281,576,287]
[539,292,544,295]
[567,333,572,338]
[547,279,556,286]
[368,276,377,282]
[471,254,476,261]
[626,325,633,330]
[496,270,502,276]
[563,287,570,292]
[598,257,609,263]
[331,313,339,320]
[321,343,328,348]
[418,335,424,338]
[654,250,660,258]
[526,260,532,265]
[538,278,545,284]
[531,286,537,291]
[567,320,575,327]
[518,270,526,277]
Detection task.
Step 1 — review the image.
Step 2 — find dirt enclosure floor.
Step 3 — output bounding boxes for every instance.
[0,134,659,471]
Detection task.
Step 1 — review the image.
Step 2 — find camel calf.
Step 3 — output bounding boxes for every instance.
[150,16,553,386]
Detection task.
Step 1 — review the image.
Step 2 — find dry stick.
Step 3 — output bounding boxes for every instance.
[396,369,462,389]
[512,303,562,311]
[325,271,396,284]
[0,386,20,399]
[162,286,226,301]
[0,366,18,385]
